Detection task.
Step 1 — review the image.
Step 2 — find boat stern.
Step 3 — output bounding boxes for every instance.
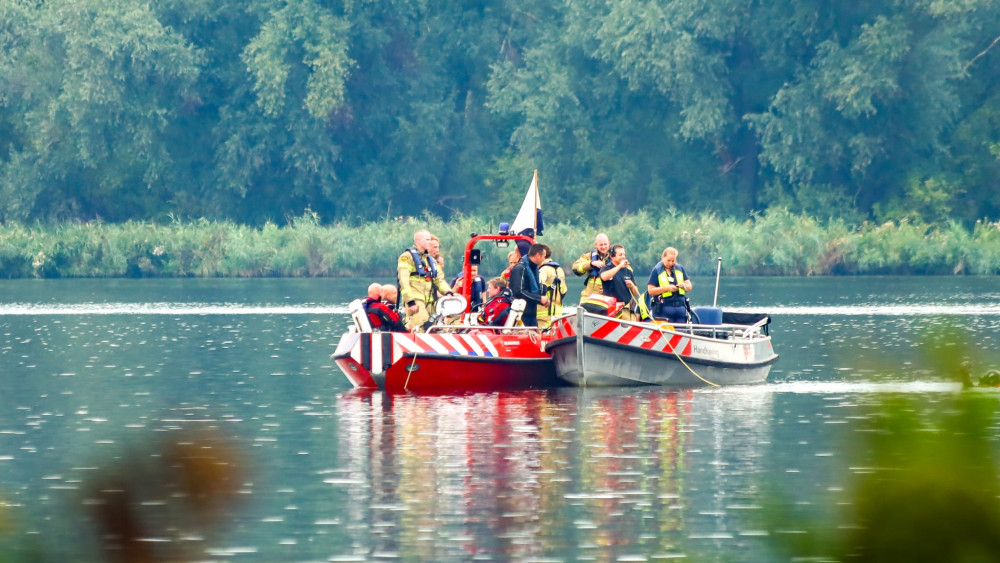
[332,331,389,389]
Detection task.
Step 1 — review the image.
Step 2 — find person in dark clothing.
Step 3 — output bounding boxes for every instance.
[507,243,550,327]
[599,244,640,320]
[647,246,693,324]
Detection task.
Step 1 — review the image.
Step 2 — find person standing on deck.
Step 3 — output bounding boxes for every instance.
[501,250,520,280]
[599,244,640,321]
[647,247,693,324]
[451,264,486,311]
[508,243,550,327]
[571,233,612,301]
[537,247,567,328]
[429,234,445,272]
[397,229,452,331]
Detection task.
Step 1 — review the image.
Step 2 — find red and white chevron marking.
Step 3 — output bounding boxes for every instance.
[550,316,577,340]
[588,318,692,356]
[342,332,506,375]
[392,332,501,359]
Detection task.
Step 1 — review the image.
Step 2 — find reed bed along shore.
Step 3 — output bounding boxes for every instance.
[1,210,998,279]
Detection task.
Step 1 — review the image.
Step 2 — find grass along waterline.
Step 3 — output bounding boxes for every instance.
[0,211,998,279]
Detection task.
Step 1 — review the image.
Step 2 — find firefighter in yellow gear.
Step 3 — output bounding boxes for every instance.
[397,229,453,331]
[537,254,568,329]
[571,232,612,301]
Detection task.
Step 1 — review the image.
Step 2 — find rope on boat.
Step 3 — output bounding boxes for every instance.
[653,323,720,388]
[528,328,542,346]
[404,335,420,391]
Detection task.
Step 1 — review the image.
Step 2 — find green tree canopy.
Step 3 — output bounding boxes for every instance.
[0,0,998,226]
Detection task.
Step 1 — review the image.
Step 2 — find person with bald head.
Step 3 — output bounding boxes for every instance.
[361,283,406,332]
[361,282,383,321]
[571,232,612,301]
[380,284,398,306]
[396,229,452,331]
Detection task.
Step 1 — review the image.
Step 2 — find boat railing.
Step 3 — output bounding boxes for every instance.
[426,324,544,335]
[592,312,768,341]
[421,298,541,335]
[667,323,764,340]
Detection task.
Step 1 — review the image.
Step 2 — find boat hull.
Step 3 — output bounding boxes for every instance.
[333,330,560,393]
[546,312,778,388]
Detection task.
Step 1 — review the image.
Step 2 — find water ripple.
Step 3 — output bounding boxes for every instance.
[743,304,1000,316]
[703,380,964,394]
[4,302,995,316]
[0,303,349,315]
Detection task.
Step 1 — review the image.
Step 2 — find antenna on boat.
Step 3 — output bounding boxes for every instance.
[712,257,722,307]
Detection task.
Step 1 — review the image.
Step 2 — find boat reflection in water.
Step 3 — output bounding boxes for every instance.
[332,386,775,560]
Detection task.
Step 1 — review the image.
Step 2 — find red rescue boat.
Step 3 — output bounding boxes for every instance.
[333,232,562,393]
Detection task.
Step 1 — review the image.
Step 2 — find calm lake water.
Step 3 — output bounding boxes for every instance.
[2,276,999,562]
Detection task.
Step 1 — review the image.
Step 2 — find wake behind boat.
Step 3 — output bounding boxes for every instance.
[545,308,777,387]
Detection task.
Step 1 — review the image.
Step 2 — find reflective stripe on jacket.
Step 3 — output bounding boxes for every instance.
[656,266,686,299]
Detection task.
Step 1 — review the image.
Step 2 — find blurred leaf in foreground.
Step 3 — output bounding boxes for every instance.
[765,322,1000,562]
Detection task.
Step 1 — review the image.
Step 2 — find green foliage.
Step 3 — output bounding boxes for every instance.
[0,0,204,222]
[2,211,998,279]
[1,1,1000,226]
[874,174,964,224]
[242,1,351,119]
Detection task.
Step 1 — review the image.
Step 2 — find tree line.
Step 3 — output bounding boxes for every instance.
[1,0,999,228]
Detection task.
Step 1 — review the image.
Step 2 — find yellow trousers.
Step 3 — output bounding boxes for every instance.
[404,301,435,331]
[536,304,564,329]
[578,278,603,302]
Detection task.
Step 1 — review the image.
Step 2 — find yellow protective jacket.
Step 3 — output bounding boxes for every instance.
[538,262,568,306]
[653,263,687,298]
[397,248,452,306]
[571,249,611,296]
[537,262,568,323]
[571,249,611,279]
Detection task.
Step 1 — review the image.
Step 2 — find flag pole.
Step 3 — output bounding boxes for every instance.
[532,169,538,235]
